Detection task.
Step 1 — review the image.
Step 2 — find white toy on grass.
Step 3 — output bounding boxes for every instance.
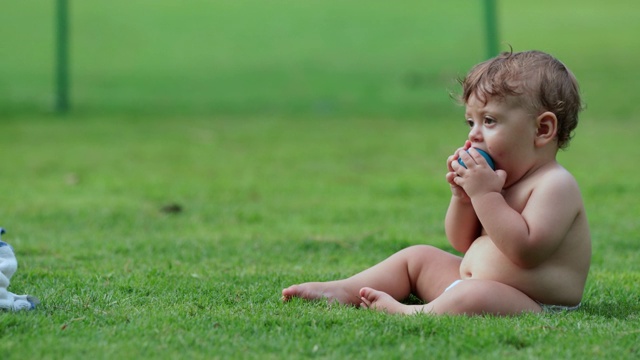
[0,228,39,311]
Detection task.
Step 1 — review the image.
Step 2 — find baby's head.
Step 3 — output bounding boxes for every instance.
[460,50,582,149]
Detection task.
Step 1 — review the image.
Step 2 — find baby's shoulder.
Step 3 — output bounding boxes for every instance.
[536,163,579,190]
[507,163,581,206]
[530,164,584,208]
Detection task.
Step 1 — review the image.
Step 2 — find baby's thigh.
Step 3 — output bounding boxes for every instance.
[429,279,542,316]
[406,245,462,302]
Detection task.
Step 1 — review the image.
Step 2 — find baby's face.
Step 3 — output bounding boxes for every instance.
[464,94,539,183]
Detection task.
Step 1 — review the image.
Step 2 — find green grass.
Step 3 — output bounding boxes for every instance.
[1,1,640,359]
[2,116,639,359]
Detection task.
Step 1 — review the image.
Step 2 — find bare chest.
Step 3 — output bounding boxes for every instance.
[502,181,535,214]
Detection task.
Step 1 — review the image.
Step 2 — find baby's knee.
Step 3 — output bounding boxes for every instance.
[402,245,442,261]
[399,245,447,272]
[405,244,439,255]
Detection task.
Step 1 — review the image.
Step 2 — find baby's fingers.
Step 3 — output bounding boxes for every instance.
[447,151,465,171]
[445,171,458,185]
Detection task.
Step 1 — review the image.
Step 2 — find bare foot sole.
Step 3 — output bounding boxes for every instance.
[281,282,360,305]
[359,287,411,314]
[281,283,326,302]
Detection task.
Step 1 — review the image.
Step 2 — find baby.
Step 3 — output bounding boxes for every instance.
[282,50,591,315]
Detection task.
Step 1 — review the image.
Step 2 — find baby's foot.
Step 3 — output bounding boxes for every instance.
[359,287,411,314]
[282,283,329,302]
[282,282,359,305]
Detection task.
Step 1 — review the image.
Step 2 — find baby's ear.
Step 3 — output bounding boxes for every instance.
[535,111,558,147]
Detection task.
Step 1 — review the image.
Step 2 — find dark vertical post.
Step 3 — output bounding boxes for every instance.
[484,0,499,58]
[56,0,69,113]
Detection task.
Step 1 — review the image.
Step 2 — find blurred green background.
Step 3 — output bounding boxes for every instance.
[2,0,638,119]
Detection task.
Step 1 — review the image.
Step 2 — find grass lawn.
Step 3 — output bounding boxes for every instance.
[1,1,640,359]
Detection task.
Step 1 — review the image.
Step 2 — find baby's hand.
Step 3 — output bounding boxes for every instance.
[446,141,472,201]
[452,148,506,198]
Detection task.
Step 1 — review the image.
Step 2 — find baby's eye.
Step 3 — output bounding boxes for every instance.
[465,119,474,127]
[483,116,496,125]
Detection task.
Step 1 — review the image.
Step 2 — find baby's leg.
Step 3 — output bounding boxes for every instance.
[282,245,462,305]
[360,279,542,315]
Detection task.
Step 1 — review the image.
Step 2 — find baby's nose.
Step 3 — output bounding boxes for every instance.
[468,126,483,142]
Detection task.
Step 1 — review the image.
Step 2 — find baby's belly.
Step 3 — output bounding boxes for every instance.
[460,236,535,289]
[459,236,581,305]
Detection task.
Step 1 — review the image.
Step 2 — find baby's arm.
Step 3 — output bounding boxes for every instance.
[444,196,481,253]
[445,142,481,252]
[469,169,582,268]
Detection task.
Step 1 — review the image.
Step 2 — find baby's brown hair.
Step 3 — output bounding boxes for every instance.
[460,50,582,149]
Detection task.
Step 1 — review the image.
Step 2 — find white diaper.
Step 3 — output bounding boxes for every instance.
[444,279,463,292]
